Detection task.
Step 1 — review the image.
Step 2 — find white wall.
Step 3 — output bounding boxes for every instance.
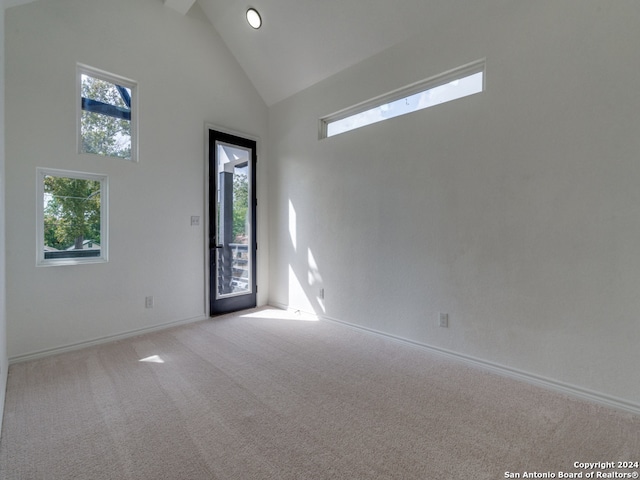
[0,0,8,432]
[268,1,640,408]
[5,0,268,358]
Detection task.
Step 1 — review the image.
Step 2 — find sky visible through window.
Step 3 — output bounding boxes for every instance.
[326,71,483,137]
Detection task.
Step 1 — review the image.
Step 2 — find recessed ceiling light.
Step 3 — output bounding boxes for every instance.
[246,8,262,29]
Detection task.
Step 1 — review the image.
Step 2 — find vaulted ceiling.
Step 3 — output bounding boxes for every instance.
[5,0,458,106]
[173,0,454,106]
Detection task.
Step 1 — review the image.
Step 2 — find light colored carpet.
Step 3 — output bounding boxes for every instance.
[1,307,638,480]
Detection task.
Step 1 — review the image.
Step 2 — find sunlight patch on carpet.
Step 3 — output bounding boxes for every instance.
[240,308,319,322]
[139,355,165,364]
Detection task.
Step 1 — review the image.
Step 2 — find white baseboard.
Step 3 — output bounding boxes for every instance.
[11,303,640,417]
[270,303,640,416]
[9,314,208,364]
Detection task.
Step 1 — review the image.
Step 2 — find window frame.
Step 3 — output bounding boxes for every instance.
[36,167,109,267]
[319,59,486,139]
[77,63,138,162]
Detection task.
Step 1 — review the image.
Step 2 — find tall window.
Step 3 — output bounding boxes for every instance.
[37,168,108,266]
[78,64,137,161]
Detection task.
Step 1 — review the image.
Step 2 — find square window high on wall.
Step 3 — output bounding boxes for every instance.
[77,64,138,162]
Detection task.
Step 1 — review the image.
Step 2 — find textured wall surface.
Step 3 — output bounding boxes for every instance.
[0,0,8,432]
[268,1,640,406]
[5,0,269,358]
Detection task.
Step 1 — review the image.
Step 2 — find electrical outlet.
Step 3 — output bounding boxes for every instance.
[439,313,449,328]
[190,216,200,226]
[319,288,325,300]
[145,296,154,308]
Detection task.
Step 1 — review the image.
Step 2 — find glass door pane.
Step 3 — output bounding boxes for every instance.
[209,129,257,316]
[215,141,252,299]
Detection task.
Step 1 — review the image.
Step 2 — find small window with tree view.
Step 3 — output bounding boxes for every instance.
[78,64,137,161]
[37,168,108,266]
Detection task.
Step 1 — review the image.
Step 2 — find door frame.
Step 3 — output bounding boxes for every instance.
[204,124,259,316]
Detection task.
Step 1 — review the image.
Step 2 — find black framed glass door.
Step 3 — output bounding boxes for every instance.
[209,129,257,315]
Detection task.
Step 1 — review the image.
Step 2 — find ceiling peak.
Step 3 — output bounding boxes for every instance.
[163,0,196,15]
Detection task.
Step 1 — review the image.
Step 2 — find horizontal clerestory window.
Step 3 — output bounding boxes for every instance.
[320,59,485,139]
[78,64,138,161]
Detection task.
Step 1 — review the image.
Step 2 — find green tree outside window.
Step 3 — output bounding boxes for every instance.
[43,176,101,251]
